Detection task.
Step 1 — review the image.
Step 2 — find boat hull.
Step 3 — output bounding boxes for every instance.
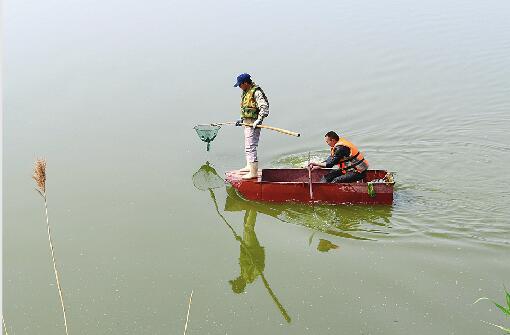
[225,168,394,205]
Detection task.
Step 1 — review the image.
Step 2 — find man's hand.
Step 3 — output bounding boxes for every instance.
[235,119,243,126]
[307,162,323,171]
[252,117,263,129]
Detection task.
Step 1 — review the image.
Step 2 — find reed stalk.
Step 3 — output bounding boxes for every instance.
[32,159,69,335]
[2,316,9,335]
[183,290,193,335]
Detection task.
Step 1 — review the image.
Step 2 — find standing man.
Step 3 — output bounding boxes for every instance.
[308,131,369,183]
[234,73,269,179]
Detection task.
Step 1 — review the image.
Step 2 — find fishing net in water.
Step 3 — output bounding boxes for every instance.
[193,124,221,151]
[192,161,225,191]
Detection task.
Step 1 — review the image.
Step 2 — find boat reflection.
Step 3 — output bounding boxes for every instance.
[224,185,393,242]
[193,162,393,244]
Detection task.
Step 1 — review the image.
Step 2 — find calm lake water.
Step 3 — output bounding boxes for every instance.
[4,0,510,334]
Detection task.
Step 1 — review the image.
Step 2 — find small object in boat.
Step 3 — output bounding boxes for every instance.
[384,172,395,184]
[367,182,376,197]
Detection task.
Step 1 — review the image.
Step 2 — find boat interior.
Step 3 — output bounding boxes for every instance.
[260,168,390,183]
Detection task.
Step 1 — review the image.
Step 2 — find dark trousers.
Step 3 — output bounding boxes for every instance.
[321,170,366,183]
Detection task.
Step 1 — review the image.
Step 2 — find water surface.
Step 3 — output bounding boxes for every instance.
[4,0,510,334]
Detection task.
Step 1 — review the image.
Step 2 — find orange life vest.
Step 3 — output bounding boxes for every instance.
[330,137,369,173]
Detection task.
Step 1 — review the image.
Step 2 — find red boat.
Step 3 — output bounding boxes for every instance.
[225,168,395,205]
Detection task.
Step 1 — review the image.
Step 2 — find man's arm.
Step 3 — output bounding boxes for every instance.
[310,146,350,169]
[254,90,269,118]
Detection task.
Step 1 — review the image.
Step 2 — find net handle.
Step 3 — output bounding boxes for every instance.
[194,122,235,127]
[242,122,300,137]
[197,121,300,137]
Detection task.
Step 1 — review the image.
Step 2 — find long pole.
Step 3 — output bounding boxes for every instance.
[242,122,300,137]
[307,152,314,202]
[205,121,301,137]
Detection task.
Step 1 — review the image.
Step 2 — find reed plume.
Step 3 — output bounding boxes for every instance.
[32,159,69,335]
[32,159,46,194]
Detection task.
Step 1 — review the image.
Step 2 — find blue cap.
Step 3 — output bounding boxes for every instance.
[234,73,251,87]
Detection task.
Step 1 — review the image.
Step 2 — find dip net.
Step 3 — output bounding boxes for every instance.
[193,124,221,151]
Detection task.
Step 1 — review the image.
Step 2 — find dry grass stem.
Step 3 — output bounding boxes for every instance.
[32,160,69,335]
[183,290,194,335]
[2,316,9,335]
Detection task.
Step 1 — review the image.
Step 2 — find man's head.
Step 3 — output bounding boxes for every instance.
[325,131,340,147]
[234,73,253,91]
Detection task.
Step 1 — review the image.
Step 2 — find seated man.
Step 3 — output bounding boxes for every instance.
[308,131,369,183]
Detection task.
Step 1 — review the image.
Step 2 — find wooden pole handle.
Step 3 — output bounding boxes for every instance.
[205,121,301,137]
[242,123,301,137]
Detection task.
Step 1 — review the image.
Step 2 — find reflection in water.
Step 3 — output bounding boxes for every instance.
[210,189,292,323]
[229,209,265,293]
[317,239,339,253]
[192,162,291,323]
[224,186,393,242]
[191,161,225,191]
[192,161,394,323]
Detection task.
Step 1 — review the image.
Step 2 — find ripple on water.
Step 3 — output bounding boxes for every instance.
[271,109,510,247]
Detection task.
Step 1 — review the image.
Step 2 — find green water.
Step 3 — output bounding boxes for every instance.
[4,0,510,334]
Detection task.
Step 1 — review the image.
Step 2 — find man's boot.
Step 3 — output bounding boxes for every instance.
[238,159,250,173]
[242,162,258,180]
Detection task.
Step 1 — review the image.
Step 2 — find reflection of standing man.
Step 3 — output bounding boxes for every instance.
[229,209,265,293]
[234,73,270,179]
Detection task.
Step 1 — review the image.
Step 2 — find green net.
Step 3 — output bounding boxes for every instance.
[193,124,221,151]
